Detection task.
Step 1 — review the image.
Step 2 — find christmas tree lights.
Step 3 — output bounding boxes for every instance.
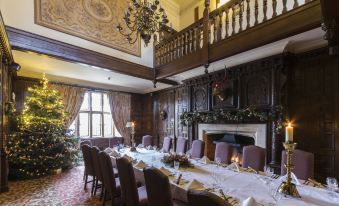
[6,74,79,179]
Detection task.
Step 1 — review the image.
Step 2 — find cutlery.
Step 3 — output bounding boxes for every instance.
[308,178,325,188]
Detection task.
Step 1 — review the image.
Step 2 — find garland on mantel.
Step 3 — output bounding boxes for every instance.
[180,105,285,135]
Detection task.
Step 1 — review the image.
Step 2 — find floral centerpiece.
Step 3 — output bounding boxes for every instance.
[161,153,191,167]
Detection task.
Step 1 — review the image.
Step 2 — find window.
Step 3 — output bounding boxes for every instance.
[70,91,121,138]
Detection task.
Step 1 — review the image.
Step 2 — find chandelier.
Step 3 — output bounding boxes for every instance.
[116,0,170,47]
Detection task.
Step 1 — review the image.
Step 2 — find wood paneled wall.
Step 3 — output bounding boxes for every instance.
[148,47,339,182]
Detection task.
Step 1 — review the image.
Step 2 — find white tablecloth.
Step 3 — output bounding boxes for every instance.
[110,148,339,206]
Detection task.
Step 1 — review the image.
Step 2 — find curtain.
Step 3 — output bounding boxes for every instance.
[108,92,131,144]
[52,84,86,127]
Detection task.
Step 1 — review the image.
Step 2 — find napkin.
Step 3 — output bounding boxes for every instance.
[159,167,172,176]
[134,160,147,169]
[122,154,133,162]
[104,147,113,153]
[279,172,301,185]
[146,145,153,150]
[185,179,205,190]
[242,197,260,206]
[110,150,121,158]
[200,156,212,164]
[137,144,144,148]
[226,162,240,172]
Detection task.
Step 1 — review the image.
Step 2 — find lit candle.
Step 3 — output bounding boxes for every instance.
[285,123,293,142]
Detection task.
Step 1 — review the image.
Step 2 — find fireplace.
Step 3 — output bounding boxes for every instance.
[198,123,267,160]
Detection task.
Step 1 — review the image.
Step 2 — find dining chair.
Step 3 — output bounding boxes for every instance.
[98,151,121,206]
[142,135,153,147]
[191,140,205,159]
[187,189,231,206]
[242,145,266,171]
[81,144,95,192]
[162,136,172,153]
[80,140,92,147]
[214,142,232,164]
[91,146,104,196]
[176,137,187,154]
[143,167,173,206]
[116,157,148,206]
[281,149,314,180]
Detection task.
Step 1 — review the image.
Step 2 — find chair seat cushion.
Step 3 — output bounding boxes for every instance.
[137,186,148,206]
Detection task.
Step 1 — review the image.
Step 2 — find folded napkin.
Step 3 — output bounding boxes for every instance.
[134,160,147,169]
[185,179,205,190]
[226,162,240,172]
[104,147,113,153]
[109,150,121,158]
[159,167,172,176]
[200,156,212,164]
[122,154,133,162]
[242,197,260,206]
[279,172,301,185]
[137,144,144,148]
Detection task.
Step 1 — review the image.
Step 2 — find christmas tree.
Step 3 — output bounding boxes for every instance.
[7,74,79,179]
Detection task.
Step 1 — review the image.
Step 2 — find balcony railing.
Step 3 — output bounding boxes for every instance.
[154,0,321,79]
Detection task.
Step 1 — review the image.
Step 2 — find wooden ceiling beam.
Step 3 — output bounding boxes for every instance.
[6,26,178,86]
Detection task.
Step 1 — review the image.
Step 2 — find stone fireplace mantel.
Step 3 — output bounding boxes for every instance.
[198,123,267,149]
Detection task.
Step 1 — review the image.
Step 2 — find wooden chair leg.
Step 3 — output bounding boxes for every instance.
[110,195,115,206]
[91,176,96,195]
[100,185,104,200]
[102,189,107,206]
[84,174,88,190]
[94,179,99,195]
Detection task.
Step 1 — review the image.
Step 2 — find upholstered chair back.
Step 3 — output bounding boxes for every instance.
[242,145,266,171]
[144,167,173,206]
[176,137,187,154]
[142,135,153,147]
[98,151,119,196]
[116,157,139,206]
[162,137,172,153]
[191,140,205,158]
[281,149,314,180]
[81,144,95,175]
[214,142,233,164]
[90,146,103,181]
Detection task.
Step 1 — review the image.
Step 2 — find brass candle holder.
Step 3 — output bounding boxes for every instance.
[126,122,137,152]
[277,142,301,198]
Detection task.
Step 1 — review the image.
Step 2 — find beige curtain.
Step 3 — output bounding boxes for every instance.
[108,92,131,144]
[52,84,86,127]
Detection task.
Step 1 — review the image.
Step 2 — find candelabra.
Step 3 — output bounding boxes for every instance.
[126,122,137,152]
[277,142,301,198]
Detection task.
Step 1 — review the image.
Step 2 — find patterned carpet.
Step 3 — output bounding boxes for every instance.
[0,166,103,206]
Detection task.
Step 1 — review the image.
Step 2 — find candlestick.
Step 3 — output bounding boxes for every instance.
[285,123,293,142]
[277,142,301,198]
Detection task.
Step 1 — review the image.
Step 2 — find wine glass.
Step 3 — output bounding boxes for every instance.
[215,157,222,167]
[268,181,282,206]
[326,177,338,197]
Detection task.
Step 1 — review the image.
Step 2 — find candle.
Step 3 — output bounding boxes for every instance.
[285,123,293,142]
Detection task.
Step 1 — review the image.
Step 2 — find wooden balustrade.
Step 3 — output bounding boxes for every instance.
[155,0,316,69]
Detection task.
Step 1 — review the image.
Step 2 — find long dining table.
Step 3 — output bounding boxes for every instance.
[108,147,339,206]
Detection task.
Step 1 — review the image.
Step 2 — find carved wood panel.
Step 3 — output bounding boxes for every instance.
[243,73,271,107]
[192,84,209,111]
[175,86,189,139]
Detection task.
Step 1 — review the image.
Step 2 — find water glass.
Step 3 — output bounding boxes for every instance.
[174,161,180,171]
[215,157,222,167]
[265,165,274,177]
[326,177,338,197]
